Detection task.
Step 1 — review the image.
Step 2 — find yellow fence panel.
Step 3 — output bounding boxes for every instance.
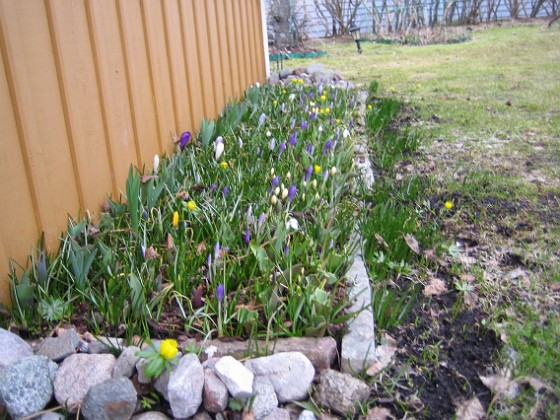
[0,0,267,304]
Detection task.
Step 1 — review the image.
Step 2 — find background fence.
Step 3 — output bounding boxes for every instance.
[268,0,557,43]
[0,0,267,305]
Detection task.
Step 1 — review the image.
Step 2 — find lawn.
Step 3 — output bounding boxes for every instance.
[289,19,560,418]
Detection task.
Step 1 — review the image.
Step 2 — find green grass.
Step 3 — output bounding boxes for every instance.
[291,20,560,418]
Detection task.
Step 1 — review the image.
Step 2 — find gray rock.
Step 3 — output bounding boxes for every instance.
[245,352,314,403]
[0,355,57,419]
[268,73,280,84]
[298,410,317,420]
[136,358,150,384]
[0,328,34,370]
[54,353,116,413]
[81,377,137,420]
[35,413,65,420]
[251,376,278,419]
[301,409,320,420]
[312,70,335,84]
[166,353,204,419]
[279,68,294,79]
[313,369,370,416]
[191,412,213,420]
[305,64,325,74]
[203,368,229,413]
[262,407,291,420]
[131,412,171,420]
[35,328,80,362]
[87,341,114,354]
[215,356,254,399]
[203,336,336,373]
[113,346,141,378]
[341,255,376,374]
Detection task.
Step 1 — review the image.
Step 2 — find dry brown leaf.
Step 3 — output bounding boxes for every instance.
[460,273,476,283]
[463,291,479,309]
[455,397,485,420]
[423,278,448,296]
[165,233,175,250]
[196,241,207,255]
[423,248,438,262]
[141,174,158,183]
[367,406,393,420]
[375,233,389,248]
[480,370,520,400]
[144,246,160,261]
[404,234,421,255]
[367,343,397,376]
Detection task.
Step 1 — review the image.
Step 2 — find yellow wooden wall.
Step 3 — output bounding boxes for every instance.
[0,0,267,305]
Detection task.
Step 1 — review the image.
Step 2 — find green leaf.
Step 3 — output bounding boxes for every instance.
[250,244,272,272]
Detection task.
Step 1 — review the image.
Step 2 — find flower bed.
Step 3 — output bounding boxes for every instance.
[5,80,363,345]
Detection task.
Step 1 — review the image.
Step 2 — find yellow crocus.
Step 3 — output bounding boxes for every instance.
[172,211,179,228]
[220,161,229,169]
[314,165,321,174]
[187,200,197,211]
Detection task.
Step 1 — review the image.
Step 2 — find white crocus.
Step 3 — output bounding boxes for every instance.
[289,93,296,101]
[271,195,278,205]
[343,128,350,139]
[281,188,288,200]
[215,142,224,160]
[286,218,299,231]
[266,130,272,137]
[153,154,160,175]
[330,167,337,176]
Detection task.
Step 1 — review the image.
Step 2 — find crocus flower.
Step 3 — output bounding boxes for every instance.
[223,187,229,197]
[179,132,191,150]
[215,142,224,160]
[314,165,321,174]
[286,218,299,230]
[258,212,266,228]
[343,129,350,139]
[238,137,244,148]
[305,143,315,155]
[172,211,179,228]
[304,165,313,182]
[269,138,276,151]
[214,242,221,259]
[216,284,225,303]
[258,113,266,126]
[288,185,297,202]
[220,161,229,169]
[330,167,337,176]
[281,188,288,200]
[187,200,196,211]
[323,140,332,154]
[153,154,160,174]
[279,141,286,154]
[271,176,280,187]
[301,121,308,130]
[195,172,201,183]
[160,339,179,360]
[266,130,272,137]
[271,195,278,205]
[289,131,297,146]
[284,244,290,256]
[210,183,217,191]
[243,228,251,245]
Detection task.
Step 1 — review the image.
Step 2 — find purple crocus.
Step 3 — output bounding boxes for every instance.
[305,143,315,155]
[284,244,290,256]
[279,141,286,155]
[258,113,266,126]
[289,131,297,146]
[287,185,297,202]
[258,212,266,228]
[291,118,296,128]
[269,138,276,151]
[214,242,221,259]
[300,121,309,130]
[271,176,280,187]
[216,283,225,303]
[304,165,313,182]
[323,140,332,155]
[243,228,251,245]
[179,131,191,150]
[308,92,314,99]
[223,187,229,197]
[210,183,217,191]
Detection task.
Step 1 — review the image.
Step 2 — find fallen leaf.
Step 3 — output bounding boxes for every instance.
[367,406,393,420]
[196,241,207,255]
[460,273,476,283]
[375,233,389,248]
[463,291,479,309]
[423,248,438,262]
[480,370,520,400]
[423,278,448,296]
[404,234,421,255]
[144,246,160,261]
[455,397,485,420]
[165,233,175,250]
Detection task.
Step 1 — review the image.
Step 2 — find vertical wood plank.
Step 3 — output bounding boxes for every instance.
[161,0,192,136]
[205,0,227,110]
[45,0,114,216]
[215,0,234,103]
[222,0,242,98]
[116,0,160,168]
[192,0,218,119]
[252,0,267,81]
[85,0,138,193]
[140,0,176,156]
[0,34,40,304]
[179,0,205,126]
[0,0,81,252]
